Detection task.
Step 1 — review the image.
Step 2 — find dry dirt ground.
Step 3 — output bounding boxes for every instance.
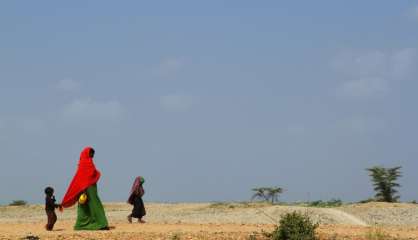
[1,202,418,239]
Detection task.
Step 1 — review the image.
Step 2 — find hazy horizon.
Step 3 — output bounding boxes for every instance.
[1,1,418,205]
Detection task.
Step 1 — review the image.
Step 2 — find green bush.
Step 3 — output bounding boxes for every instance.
[9,200,27,206]
[358,198,374,204]
[308,199,342,208]
[264,211,318,240]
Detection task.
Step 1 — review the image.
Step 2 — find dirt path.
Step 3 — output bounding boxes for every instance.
[0,221,272,240]
[320,208,368,226]
[2,202,418,239]
[2,222,418,240]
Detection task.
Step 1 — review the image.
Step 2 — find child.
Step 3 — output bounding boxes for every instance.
[127,176,146,223]
[44,186,62,231]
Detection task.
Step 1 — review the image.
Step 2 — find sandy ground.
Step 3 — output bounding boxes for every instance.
[1,202,418,239]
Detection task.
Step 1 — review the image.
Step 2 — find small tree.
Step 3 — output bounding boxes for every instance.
[267,187,283,204]
[252,187,283,204]
[251,187,270,202]
[366,166,402,202]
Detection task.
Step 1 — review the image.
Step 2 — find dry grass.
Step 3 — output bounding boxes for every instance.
[1,202,418,239]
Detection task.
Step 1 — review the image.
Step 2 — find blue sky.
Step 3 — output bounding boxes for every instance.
[1,1,418,204]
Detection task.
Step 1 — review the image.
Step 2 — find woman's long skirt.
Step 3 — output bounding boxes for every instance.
[74,184,109,230]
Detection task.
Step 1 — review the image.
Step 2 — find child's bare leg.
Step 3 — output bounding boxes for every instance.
[127,214,132,223]
[46,211,56,231]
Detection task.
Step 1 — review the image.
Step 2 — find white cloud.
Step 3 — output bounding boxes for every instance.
[337,77,389,98]
[160,94,194,112]
[62,98,124,123]
[332,48,417,98]
[153,57,185,77]
[56,79,80,91]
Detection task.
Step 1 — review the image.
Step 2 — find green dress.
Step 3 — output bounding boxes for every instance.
[74,184,109,230]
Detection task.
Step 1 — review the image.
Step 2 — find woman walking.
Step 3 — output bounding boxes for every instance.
[61,147,109,230]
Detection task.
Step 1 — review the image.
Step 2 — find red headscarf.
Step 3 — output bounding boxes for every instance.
[130,176,145,195]
[127,176,145,204]
[61,146,101,208]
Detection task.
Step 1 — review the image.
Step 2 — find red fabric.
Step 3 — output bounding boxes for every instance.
[61,147,101,208]
[130,176,144,195]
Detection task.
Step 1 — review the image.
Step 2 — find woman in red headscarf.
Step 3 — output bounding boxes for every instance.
[61,147,109,230]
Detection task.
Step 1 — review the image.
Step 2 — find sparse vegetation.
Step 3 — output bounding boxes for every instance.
[21,236,40,240]
[251,187,283,204]
[264,211,318,240]
[365,227,392,240]
[358,198,376,204]
[308,199,342,208]
[209,202,237,209]
[170,233,182,240]
[9,200,27,206]
[209,201,271,209]
[247,232,258,240]
[366,166,402,202]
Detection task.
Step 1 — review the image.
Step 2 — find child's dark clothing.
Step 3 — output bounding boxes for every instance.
[128,191,146,219]
[45,195,60,230]
[128,177,146,222]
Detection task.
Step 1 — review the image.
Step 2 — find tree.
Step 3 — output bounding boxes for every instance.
[251,187,283,204]
[251,187,270,202]
[266,187,283,204]
[366,166,402,202]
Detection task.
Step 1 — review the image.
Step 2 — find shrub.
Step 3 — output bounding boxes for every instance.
[308,199,342,208]
[264,211,318,240]
[358,198,376,204]
[21,235,40,240]
[9,200,27,206]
